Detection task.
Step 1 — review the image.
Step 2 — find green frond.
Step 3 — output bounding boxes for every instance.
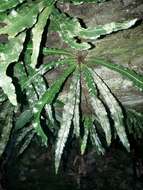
[83,67,111,146]
[18,131,35,156]
[90,124,105,155]
[89,58,143,91]
[22,58,75,89]
[60,0,108,4]
[79,19,138,40]
[43,48,73,57]
[0,33,25,106]
[89,68,130,150]
[0,0,25,13]
[33,65,76,146]
[27,45,74,57]
[80,116,91,155]
[14,126,35,156]
[14,63,39,104]
[15,126,34,147]
[55,70,80,173]
[0,1,46,38]
[31,5,53,68]
[15,110,33,131]
[51,9,91,50]
[73,74,81,137]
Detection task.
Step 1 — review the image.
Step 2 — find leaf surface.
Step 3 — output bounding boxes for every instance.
[55,70,80,173]
[31,5,53,68]
[89,58,143,90]
[33,65,76,146]
[90,68,129,150]
[0,33,25,105]
[83,67,111,145]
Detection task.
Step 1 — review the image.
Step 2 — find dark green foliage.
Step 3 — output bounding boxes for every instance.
[0,0,143,174]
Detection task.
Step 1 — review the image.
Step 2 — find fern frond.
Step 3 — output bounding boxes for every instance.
[15,126,34,146]
[73,74,81,137]
[33,65,76,146]
[51,9,90,50]
[79,19,138,40]
[22,58,74,89]
[0,1,46,38]
[15,110,33,131]
[31,5,53,68]
[55,70,80,173]
[14,63,39,104]
[27,44,74,57]
[89,68,130,150]
[80,116,91,155]
[0,0,25,13]
[15,62,55,126]
[18,131,35,156]
[60,0,108,4]
[90,124,105,155]
[89,58,143,90]
[0,33,25,105]
[43,48,73,57]
[83,67,111,146]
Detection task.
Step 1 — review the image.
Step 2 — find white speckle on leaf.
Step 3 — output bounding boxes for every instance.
[11,10,18,17]
[33,123,38,128]
[33,107,38,113]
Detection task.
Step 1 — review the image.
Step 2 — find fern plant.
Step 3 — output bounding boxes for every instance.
[0,0,143,173]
